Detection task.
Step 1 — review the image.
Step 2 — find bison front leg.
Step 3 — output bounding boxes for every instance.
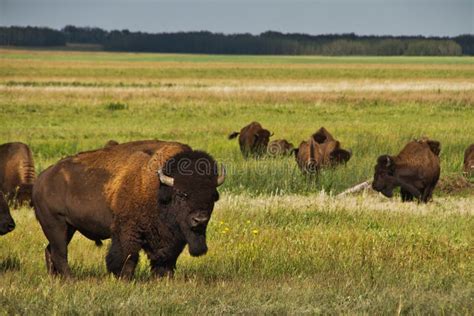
[106,230,141,280]
[144,244,184,279]
[150,258,177,278]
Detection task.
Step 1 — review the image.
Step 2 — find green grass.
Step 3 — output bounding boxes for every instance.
[0,49,473,314]
[1,195,473,314]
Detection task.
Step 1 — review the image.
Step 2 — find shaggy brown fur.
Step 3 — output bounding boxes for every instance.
[267,139,294,156]
[372,139,441,203]
[228,121,273,158]
[294,127,352,173]
[464,144,474,175]
[33,140,223,279]
[0,142,35,206]
[0,192,15,236]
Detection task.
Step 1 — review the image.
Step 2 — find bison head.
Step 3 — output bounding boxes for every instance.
[372,155,397,197]
[0,192,15,236]
[157,151,225,257]
[372,155,421,199]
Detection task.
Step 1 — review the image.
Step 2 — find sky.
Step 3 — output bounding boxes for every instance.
[0,0,472,36]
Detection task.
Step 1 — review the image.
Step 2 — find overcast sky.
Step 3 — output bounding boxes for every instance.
[0,0,472,36]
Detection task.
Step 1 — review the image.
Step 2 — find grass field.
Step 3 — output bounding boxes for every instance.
[0,49,473,314]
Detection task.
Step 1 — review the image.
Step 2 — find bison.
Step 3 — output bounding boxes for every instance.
[267,139,295,156]
[372,138,441,203]
[229,122,273,158]
[0,142,35,206]
[33,140,225,279]
[464,143,474,175]
[294,127,352,173]
[0,192,15,236]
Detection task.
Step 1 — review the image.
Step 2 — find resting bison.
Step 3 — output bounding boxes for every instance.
[372,138,441,203]
[33,140,225,279]
[0,192,15,236]
[267,139,294,156]
[0,142,35,206]
[464,144,474,175]
[294,127,352,173]
[104,140,119,148]
[229,122,273,158]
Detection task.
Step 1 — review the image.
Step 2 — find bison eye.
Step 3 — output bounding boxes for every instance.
[176,191,188,199]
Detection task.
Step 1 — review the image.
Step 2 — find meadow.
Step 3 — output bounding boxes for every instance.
[0,49,473,314]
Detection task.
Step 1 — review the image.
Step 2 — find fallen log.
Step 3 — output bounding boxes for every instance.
[337,180,372,197]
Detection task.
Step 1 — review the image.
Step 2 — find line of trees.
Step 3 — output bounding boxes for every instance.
[0,25,472,56]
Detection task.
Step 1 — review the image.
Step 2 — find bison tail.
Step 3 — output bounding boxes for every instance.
[95,240,103,247]
[228,132,240,140]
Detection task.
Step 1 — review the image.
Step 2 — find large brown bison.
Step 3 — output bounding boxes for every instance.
[267,139,294,156]
[464,143,474,175]
[0,192,15,235]
[0,142,35,206]
[294,127,352,173]
[33,140,225,279]
[229,122,273,158]
[372,138,441,203]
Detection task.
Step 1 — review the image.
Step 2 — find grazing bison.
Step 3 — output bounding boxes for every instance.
[294,127,352,173]
[372,138,441,203]
[104,140,119,148]
[33,140,225,279]
[464,144,474,175]
[267,139,294,156]
[0,142,35,206]
[0,192,15,235]
[229,122,273,158]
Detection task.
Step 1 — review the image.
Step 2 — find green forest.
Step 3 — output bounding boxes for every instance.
[0,25,472,56]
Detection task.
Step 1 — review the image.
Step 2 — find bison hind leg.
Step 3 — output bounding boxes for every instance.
[43,224,76,277]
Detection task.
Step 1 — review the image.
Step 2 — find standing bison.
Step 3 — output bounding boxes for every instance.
[33,140,225,279]
[229,122,273,158]
[0,192,15,236]
[294,127,352,173]
[0,142,35,206]
[372,138,441,203]
[464,143,474,175]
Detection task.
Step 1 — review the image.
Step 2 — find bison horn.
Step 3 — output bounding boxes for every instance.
[158,169,174,187]
[217,164,226,186]
[385,156,391,167]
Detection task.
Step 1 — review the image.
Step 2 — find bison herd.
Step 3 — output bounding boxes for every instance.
[0,126,472,279]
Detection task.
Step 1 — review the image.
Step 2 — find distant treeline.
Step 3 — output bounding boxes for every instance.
[1,25,473,56]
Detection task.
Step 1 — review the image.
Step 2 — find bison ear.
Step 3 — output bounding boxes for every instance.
[426,140,441,156]
[330,148,352,164]
[312,132,327,144]
[377,155,394,168]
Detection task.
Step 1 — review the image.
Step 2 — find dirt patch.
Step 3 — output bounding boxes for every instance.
[437,175,473,195]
